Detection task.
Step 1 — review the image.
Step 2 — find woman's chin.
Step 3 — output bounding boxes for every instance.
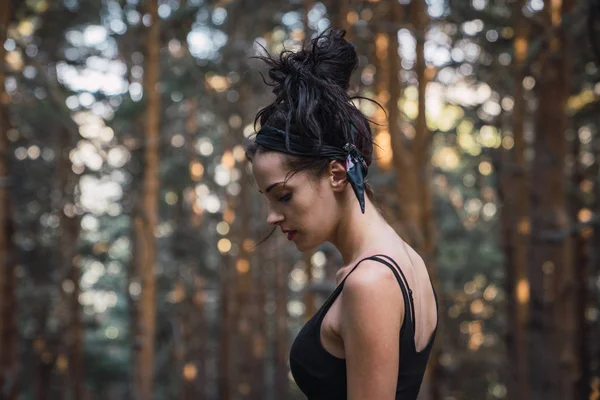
[293,236,307,251]
[295,238,319,253]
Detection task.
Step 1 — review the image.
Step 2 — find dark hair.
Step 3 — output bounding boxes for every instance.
[245,28,377,199]
[245,28,383,248]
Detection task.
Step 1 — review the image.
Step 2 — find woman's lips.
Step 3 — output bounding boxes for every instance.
[287,231,297,241]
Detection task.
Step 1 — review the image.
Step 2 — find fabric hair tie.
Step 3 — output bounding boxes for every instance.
[255,125,368,213]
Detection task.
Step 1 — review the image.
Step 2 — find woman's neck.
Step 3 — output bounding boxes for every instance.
[329,194,389,266]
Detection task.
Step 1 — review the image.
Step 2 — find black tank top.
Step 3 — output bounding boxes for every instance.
[289,254,438,400]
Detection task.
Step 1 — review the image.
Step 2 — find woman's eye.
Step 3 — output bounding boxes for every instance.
[278,193,292,203]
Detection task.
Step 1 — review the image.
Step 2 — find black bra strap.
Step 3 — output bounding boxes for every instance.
[370,255,416,334]
[340,254,416,333]
[322,256,376,307]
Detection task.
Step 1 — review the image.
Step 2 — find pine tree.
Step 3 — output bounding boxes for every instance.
[0,0,18,397]
[503,0,531,397]
[134,0,161,397]
[528,0,575,398]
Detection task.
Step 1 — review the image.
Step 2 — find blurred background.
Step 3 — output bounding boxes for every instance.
[1,0,599,399]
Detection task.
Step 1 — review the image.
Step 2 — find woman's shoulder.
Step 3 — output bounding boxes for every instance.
[334,246,398,284]
[338,256,406,335]
[340,243,424,297]
[340,252,407,301]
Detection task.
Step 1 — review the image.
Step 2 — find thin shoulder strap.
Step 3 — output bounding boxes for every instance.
[321,256,376,307]
[339,256,377,285]
[340,254,416,332]
[370,254,416,334]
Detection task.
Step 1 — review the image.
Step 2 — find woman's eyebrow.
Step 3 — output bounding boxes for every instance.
[258,181,284,194]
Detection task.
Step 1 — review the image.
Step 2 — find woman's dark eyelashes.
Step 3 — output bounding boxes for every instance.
[278,193,292,203]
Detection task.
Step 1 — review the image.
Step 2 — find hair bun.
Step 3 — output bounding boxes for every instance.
[260,28,357,94]
[253,28,373,167]
[298,29,357,90]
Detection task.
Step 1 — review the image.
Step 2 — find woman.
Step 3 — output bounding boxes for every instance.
[245,29,438,400]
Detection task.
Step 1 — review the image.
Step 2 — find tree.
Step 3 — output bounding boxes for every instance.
[56,127,83,400]
[552,1,582,398]
[528,0,577,399]
[1,1,598,398]
[273,236,290,400]
[134,0,161,397]
[502,0,530,398]
[301,0,317,324]
[0,1,19,398]
[333,0,350,35]
[410,3,441,400]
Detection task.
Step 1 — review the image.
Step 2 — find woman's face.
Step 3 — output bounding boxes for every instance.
[251,151,340,252]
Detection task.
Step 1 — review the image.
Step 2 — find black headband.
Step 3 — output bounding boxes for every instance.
[255,125,368,213]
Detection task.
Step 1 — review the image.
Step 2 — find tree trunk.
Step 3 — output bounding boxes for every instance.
[591,140,600,397]
[557,0,583,398]
[182,101,206,400]
[185,98,202,227]
[191,280,207,400]
[303,0,313,39]
[0,0,9,369]
[173,301,189,400]
[217,3,255,397]
[570,121,590,400]
[505,1,531,398]
[217,150,235,400]
[273,237,289,400]
[68,250,83,400]
[217,146,236,400]
[553,1,581,398]
[135,0,161,397]
[410,3,441,400]
[0,1,18,398]
[529,1,574,399]
[0,206,17,400]
[384,1,423,248]
[303,253,316,321]
[129,208,141,399]
[34,355,54,400]
[412,0,435,262]
[57,129,83,400]
[236,145,254,399]
[218,257,233,400]
[499,131,518,398]
[251,249,267,400]
[301,0,317,325]
[170,192,188,400]
[334,0,350,34]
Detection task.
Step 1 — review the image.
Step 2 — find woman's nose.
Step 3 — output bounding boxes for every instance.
[266,206,284,226]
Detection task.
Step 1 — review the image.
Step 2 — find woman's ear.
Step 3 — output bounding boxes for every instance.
[328,160,348,192]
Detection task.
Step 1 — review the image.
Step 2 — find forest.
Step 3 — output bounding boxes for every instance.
[0,0,599,399]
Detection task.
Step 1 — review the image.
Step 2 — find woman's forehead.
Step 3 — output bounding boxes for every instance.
[252,152,291,188]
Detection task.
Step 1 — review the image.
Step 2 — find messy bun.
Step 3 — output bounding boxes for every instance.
[246,28,375,171]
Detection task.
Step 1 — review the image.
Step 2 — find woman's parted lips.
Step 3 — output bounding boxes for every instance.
[281,228,298,240]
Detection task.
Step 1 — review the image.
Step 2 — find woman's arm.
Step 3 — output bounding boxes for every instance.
[340,260,405,400]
